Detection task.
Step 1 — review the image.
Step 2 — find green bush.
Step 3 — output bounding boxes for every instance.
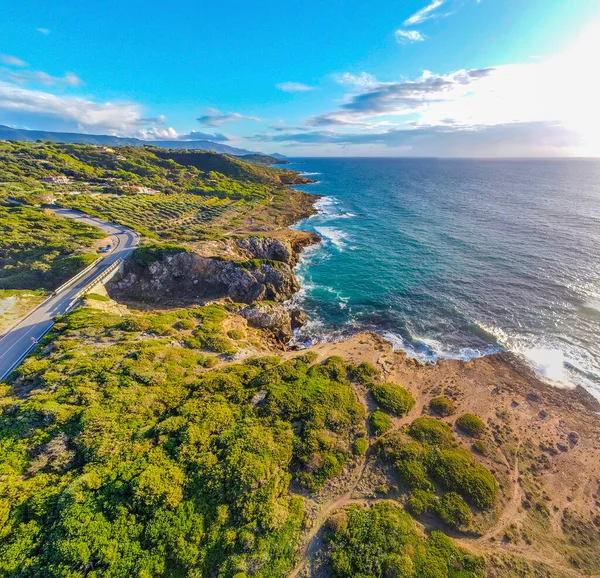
[132,243,188,266]
[174,318,195,330]
[456,413,486,437]
[472,440,488,455]
[353,437,368,455]
[433,492,472,529]
[227,329,244,340]
[407,489,437,516]
[369,410,392,436]
[348,361,378,384]
[408,417,454,446]
[396,459,435,492]
[371,383,415,416]
[430,449,497,509]
[325,503,484,578]
[429,396,456,417]
[294,351,318,365]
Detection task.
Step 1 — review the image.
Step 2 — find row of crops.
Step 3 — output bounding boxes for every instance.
[61,193,242,241]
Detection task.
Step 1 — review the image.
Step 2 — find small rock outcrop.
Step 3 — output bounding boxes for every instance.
[237,237,295,265]
[239,303,294,342]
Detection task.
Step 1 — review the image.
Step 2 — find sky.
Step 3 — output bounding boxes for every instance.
[1,0,600,157]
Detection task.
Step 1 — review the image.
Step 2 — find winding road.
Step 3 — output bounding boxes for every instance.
[0,208,139,381]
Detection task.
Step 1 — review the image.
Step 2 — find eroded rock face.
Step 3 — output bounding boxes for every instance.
[109,235,318,342]
[237,237,295,265]
[110,251,299,304]
[239,302,294,342]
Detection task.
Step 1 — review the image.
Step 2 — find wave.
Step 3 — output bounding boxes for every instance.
[314,226,350,250]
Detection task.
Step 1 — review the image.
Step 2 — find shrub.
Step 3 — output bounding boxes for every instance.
[407,489,437,516]
[371,383,415,416]
[317,356,347,381]
[408,417,454,446]
[227,329,244,340]
[430,449,497,509]
[174,318,195,330]
[119,316,152,332]
[396,460,435,492]
[294,351,318,365]
[433,492,472,529]
[429,396,455,417]
[353,437,368,455]
[472,440,488,455]
[132,243,187,266]
[325,503,484,578]
[369,410,392,436]
[348,361,378,384]
[456,413,486,437]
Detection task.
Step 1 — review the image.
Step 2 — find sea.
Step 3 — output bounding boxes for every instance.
[288,157,600,400]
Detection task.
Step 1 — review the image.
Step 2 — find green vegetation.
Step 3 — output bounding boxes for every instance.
[132,243,188,266]
[370,383,415,417]
[456,413,486,438]
[429,396,456,417]
[62,193,243,241]
[325,502,484,578]
[0,307,366,576]
[347,361,378,384]
[378,417,498,530]
[0,203,104,290]
[408,416,454,446]
[369,410,393,436]
[0,141,307,243]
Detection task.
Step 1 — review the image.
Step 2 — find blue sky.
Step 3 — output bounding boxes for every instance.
[1,0,600,156]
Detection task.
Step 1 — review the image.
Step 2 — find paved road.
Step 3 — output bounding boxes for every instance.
[0,208,139,381]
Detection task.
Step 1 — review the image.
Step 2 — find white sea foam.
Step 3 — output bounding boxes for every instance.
[314,226,350,250]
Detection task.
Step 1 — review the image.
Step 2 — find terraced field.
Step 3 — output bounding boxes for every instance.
[61,193,249,240]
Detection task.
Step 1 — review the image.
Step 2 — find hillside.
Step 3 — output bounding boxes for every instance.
[0,141,599,578]
[0,124,257,155]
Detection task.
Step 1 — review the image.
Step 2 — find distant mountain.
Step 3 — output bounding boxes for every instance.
[269,153,289,160]
[237,153,290,166]
[0,125,258,156]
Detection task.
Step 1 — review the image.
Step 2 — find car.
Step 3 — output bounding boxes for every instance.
[99,244,112,253]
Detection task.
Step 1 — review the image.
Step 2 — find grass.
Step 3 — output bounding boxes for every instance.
[0,289,47,334]
[61,192,243,240]
[0,203,104,290]
[0,306,366,577]
[378,417,499,530]
[325,502,484,578]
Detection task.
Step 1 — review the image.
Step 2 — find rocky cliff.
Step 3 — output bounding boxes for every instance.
[109,235,317,341]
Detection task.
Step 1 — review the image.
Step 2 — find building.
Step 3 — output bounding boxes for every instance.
[39,175,72,185]
[134,186,160,195]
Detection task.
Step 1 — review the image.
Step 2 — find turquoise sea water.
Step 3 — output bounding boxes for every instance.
[290,158,600,399]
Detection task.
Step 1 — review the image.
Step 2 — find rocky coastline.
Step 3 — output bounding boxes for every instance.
[108,192,322,344]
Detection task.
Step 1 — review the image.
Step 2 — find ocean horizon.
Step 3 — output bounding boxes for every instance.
[290,157,600,400]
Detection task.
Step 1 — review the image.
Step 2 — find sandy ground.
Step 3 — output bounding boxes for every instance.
[286,333,600,578]
[0,290,46,336]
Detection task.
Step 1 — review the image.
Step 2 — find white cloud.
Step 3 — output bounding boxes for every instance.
[196,108,261,127]
[276,82,315,92]
[1,69,84,87]
[258,20,600,156]
[0,55,28,67]
[136,126,179,140]
[0,82,170,136]
[36,28,51,35]
[334,72,378,89]
[404,0,445,26]
[395,29,425,44]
